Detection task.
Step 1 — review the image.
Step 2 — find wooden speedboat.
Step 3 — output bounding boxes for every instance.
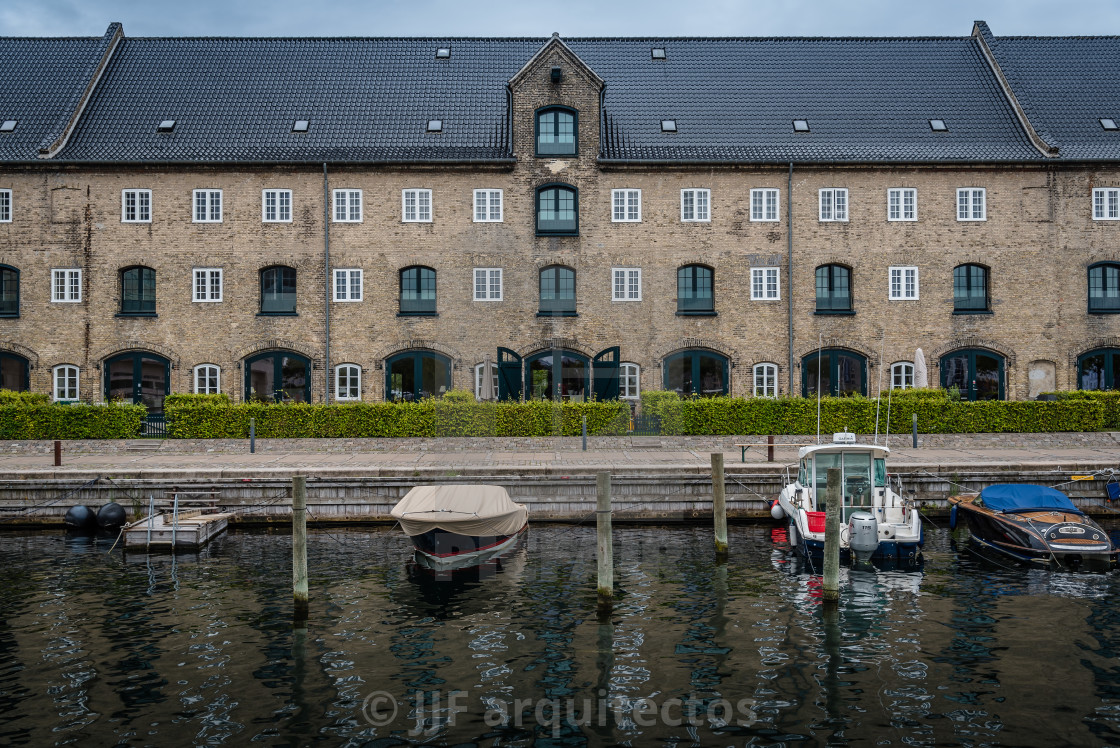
[390,485,528,570]
[949,484,1117,569]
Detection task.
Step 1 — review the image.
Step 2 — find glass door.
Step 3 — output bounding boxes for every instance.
[940,349,1004,400]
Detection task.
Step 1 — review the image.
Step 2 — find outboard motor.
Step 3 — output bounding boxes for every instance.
[848,511,879,564]
[63,505,98,532]
[96,502,126,531]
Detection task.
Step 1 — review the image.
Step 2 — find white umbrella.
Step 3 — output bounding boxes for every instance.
[914,348,928,389]
[481,354,494,401]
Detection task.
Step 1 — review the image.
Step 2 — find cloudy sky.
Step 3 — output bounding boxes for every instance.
[2,0,1119,37]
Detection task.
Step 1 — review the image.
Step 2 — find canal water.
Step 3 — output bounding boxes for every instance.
[2,523,1120,746]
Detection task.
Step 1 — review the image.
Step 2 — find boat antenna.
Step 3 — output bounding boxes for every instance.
[873,330,885,445]
[815,332,823,444]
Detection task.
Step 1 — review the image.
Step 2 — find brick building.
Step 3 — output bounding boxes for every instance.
[0,21,1118,410]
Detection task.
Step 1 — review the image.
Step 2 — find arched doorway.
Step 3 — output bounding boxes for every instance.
[104,352,170,412]
[1078,348,1120,391]
[244,351,311,403]
[663,349,729,397]
[385,350,451,402]
[802,349,867,397]
[940,349,1004,400]
[0,351,29,392]
[525,349,589,400]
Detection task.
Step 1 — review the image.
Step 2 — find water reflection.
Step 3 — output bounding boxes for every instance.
[0,524,1119,745]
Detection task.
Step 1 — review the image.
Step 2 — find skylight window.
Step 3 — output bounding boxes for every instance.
[651,48,666,59]
[1101,118,1118,131]
[793,119,810,132]
[427,119,443,132]
[661,119,677,132]
[929,119,948,131]
[436,47,451,58]
[292,120,309,133]
[157,120,175,132]
[0,120,15,133]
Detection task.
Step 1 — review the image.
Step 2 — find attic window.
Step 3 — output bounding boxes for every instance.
[930,119,948,131]
[793,119,810,132]
[435,47,451,59]
[157,120,175,132]
[651,48,666,60]
[292,120,309,133]
[0,120,15,133]
[661,119,677,132]
[427,119,443,132]
[1101,118,1118,131]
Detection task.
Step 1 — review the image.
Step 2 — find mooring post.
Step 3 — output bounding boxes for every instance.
[582,416,588,451]
[912,413,918,449]
[712,452,728,557]
[53,440,61,467]
[250,417,256,454]
[596,472,613,611]
[823,467,841,603]
[767,434,775,463]
[293,475,309,621]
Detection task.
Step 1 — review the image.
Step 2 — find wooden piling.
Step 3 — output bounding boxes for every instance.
[596,472,613,611]
[53,440,61,467]
[712,452,728,556]
[822,467,841,603]
[293,475,309,621]
[767,434,774,462]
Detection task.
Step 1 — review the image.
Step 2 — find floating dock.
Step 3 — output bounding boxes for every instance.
[122,492,231,552]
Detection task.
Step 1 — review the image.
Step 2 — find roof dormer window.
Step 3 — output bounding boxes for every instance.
[661,119,677,132]
[157,120,175,132]
[651,48,666,60]
[536,107,577,156]
[292,120,309,133]
[435,47,451,59]
[793,119,810,132]
[0,120,15,133]
[1101,118,1118,131]
[427,119,443,132]
[930,119,948,131]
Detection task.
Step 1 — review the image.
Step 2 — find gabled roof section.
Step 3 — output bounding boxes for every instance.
[981,24,1120,161]
[0,23,121,161]
[509,33,604,90]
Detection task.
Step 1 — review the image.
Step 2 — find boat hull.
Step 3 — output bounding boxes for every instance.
[797,534,923,564]
[410,524,528,571]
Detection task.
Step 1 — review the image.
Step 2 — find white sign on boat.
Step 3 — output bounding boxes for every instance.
[832,431,856,444]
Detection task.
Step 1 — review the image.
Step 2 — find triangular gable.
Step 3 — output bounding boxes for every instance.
[509,33,604,90]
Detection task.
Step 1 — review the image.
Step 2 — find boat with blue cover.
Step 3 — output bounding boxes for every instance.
[949,484,1117,569]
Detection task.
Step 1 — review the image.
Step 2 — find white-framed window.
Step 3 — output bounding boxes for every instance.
[51,269,81,302]
[612,267,641,301]
[193,364,221,394]
[0,189,10,222]
[192,189,222,222]
[620,362,640,399]
[611,189,641,222]
[333,268,363,302]
[121,189,151,223]
[957,188,986,221]
[681,188,710,222]
[819,188,848,222]
[474,268,502,301]
[474,361,499,400]
[52,364,79,401]
[753,363,778,397]
[887,188,917,221]
[262,189,292,222]
[750,188,779,222]
[891,362,914,389]
[1093,188,1120,221]
[473,189,503,222]
[333,189,362,222]
[335,364,361,401]
[193,268,222,302]
[750,267,780,300]
[402,189,432,222]
[888,266,919,300]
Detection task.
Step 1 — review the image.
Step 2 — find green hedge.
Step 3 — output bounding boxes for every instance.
[0,401,145,439]
[165,393,629,438]
[1044,390,1120,428]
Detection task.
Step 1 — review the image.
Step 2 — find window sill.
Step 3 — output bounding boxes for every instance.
[814,310,854,316]
[116,312,157,318]
[398,312,438,317]
[537,311,578,318]
[535,151,577,158]
[1088,309,1120,315]
[952,310,993,315]
[676,310,717,317]
[536,231,579,237]
[0,313,18,319]
[257,312,298,317]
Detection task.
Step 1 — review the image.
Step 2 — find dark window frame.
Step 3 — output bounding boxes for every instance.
[1078,348,1120,390]
[385,350,452,402]
[801,349,868,397]
[535,183,579,236]
[677,264,716,316]
[243,350,312,403]
[534,106,578,157]
[1088,262,1120,314]
[815,264,852,314]
[538,264,577,317]
[119,265,156,316]
[953,263,991,314]
[661,348,729,397]
[0,264,19,318]
[259,265,297,316]
[399,265,438,316]
[939,348,1005,400]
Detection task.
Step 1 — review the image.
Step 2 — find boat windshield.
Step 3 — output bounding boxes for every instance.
[811,451,874,512]
[798,459,809,486]
[875,458,886,487]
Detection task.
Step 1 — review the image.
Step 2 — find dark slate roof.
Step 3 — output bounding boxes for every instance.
[983,31,1120,160]
[0,24,118,161]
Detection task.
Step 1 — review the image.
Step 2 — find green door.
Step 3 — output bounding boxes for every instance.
[104,353,170,413]
[940,349,1004,400]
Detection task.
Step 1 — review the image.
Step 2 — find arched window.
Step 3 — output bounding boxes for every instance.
[753,363,778,397]
[53,364,79,401]
[536,106,577,156]
[0,352,28,392]
[105,352,169,411]
[335,364,361,401]
[953,264,989,313]
[677,264,714,314]
[0,265,19,317]
[244,350,310,403]
[525,349,589,401]
[120,266,156,315]
[474,361,498,400]
[386,350,451,402]
[891,362,914,389]
[536,184,578,235]
[193,364,220,394]
[663,349,728,397]
[940,349,1004,400]
[620,362,640,399]
[1078,348,1120,391]
[1088,263,1120,313]
[260,266,297,314]
[399,266,437,315]
[539,265,576,316]
[815,264,851,313]
[802,349,866,397]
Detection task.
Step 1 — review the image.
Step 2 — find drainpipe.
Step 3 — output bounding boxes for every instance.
[323,163,331,404]
[787,162,794,396]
